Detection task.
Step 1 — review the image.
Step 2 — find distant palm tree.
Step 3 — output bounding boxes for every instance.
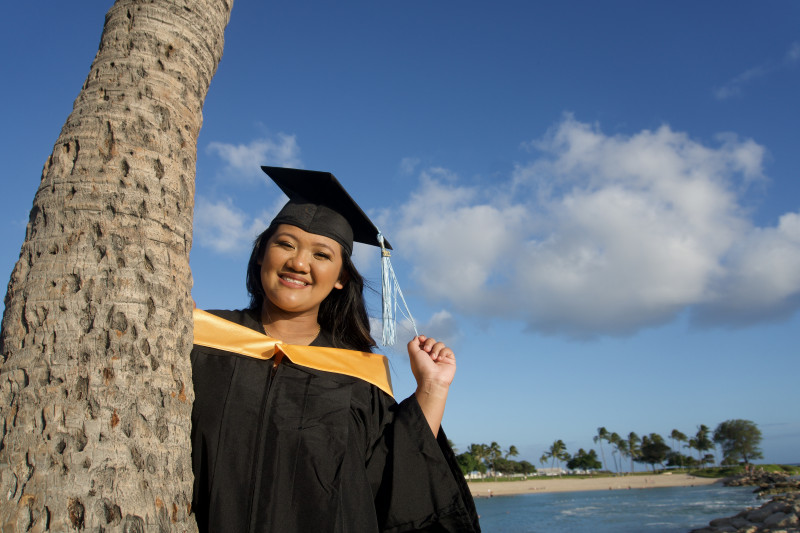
[546,439,568,475]
[609,432,622,473]
[615,438,630,474]
[469,443,489,478]
[670,429,688,468]
[539,453,549,467]
[627,432,641,473]
[505,445,519,460]
[488,441,502,478]
[448,439,459,455]
[594,427,609,471]
[690,425,714,468]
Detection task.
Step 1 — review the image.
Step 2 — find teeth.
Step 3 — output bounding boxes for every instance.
[282,276,307,286]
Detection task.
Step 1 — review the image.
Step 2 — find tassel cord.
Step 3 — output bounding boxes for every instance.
[378,233,418,346]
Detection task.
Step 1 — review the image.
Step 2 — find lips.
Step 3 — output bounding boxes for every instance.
[280,274,310,287]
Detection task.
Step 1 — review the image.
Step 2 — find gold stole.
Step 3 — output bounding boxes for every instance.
[193,309,394,398]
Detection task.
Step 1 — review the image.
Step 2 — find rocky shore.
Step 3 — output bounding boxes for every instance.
[690,471,800,533]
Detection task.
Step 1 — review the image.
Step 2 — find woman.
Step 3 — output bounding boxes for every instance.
[190,167,480,532]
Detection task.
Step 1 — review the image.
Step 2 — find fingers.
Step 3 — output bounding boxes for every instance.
[412,336,455,362]
[431,346,455,363]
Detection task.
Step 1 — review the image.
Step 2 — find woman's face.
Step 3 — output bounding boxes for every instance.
[259,224,346,317]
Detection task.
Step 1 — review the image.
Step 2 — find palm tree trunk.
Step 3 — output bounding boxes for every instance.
[0,0,232,529]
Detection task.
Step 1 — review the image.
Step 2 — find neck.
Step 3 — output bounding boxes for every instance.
[261,303,321,345]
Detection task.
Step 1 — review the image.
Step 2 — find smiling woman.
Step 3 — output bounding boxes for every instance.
[257,224,347,343]
[190,167,480,533]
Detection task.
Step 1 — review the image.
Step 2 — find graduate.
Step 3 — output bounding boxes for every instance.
[190,167,480,532]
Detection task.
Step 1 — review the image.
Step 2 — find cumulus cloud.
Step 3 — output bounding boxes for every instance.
[400,157,421,175]
[420,310,461,341]
[391,116,800,337]
[194,196,279,253]
[369,310,460,351]
[206,133,302,181]
[714,41,800,100]
[694,212,800,325]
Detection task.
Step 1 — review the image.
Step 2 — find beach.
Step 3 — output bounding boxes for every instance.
[468,473,720,497]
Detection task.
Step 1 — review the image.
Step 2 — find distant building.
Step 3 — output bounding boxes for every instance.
[536,467,566,476]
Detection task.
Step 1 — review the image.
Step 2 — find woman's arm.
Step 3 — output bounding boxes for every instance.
[408,336,456,436]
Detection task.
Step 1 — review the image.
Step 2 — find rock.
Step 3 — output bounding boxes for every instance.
[763,511,788,527]
[695,488,800,532]
[710,517,732,527]
[746,506,773,522]
[779,513,799,527]
[729,517,754,529]
[724,469,800,497]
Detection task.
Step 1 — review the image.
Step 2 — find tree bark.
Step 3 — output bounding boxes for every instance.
[0,0,232,529]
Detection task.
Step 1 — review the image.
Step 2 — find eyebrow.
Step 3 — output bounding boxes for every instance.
[274,231,338,255]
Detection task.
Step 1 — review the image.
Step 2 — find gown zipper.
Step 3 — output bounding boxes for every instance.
[246,356,282,532]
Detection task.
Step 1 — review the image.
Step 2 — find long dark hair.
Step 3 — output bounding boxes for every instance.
[246,225,376,352]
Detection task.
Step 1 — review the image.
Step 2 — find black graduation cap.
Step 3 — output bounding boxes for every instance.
[261,166,391,256]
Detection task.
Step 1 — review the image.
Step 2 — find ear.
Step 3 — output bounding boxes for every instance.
[334,269,349,290]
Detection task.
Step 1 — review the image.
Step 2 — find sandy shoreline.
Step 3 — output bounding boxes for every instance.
[468,473,720,497]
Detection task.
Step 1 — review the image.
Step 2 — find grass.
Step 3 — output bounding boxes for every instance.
[689,464,800,478]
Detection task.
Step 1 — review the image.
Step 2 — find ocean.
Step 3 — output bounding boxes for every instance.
[474,483,760,532]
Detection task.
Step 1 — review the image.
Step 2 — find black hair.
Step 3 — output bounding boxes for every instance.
[246,225,377,352]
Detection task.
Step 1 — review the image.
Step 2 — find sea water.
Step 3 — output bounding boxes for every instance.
[474,483,759,532]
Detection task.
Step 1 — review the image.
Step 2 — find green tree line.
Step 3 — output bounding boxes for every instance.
[456,419,763,477]
[453,441,537,477]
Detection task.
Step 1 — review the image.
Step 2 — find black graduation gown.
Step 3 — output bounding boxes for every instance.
[190,309,480,532]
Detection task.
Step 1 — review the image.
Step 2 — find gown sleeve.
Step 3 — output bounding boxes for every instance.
[365,392,481,533]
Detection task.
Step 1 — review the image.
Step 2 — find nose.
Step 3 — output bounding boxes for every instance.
[286,249,310,272]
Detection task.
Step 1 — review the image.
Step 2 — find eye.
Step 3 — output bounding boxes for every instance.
[314,251,332,260]
[276,240,295,249]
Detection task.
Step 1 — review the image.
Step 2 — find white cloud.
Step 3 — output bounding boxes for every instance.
[395,172,529,314]
[714,42,800,100]
[197,130,299,253]
[369,310,459,350]
[694,212,800,325]
[400,157,420,175]
[206,133,302,181]
[421,310,461,341]
[390,116,800,337]
[194,196,276,254]
[714,66,768,100]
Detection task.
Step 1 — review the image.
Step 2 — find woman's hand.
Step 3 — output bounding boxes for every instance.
[409,336,456,436]
[408,336,456,386]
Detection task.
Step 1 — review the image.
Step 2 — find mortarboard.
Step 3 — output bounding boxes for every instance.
[261,166,414,345]
[261,166,390,256]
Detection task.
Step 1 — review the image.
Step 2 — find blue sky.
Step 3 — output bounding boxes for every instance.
[2,2,799,467]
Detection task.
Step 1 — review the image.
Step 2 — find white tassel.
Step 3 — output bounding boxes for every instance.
[378,233,417,346]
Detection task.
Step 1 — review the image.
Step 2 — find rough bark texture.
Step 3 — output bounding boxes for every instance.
[0,0,232,530]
